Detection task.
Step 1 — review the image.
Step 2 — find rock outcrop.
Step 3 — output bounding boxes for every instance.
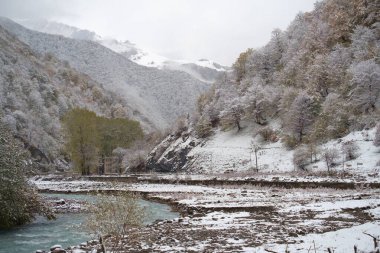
[146,132,200,173]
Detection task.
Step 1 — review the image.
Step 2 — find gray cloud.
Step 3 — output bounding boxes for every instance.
[0,0,317,65]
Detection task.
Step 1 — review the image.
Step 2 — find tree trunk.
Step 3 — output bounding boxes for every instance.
[236,120,241,131]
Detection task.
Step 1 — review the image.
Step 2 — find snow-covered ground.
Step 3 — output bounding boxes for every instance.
[188,124,380,175]
[253,222,380,253]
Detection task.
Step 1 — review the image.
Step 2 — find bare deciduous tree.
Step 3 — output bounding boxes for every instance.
[286,92,315,142]
[322,148,339,172]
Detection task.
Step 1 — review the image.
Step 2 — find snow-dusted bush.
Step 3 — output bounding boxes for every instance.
[341,141,360,160]
[293,146,310,170]
[195,116,212,138]
[172,116,188,138]
[83,192,145,249]
[257,127,277,143]
[282,135,298,150]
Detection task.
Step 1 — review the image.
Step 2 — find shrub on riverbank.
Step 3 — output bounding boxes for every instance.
[83,191,146,251]
[0,119,54,229]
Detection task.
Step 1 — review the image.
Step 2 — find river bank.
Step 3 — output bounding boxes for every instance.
[0,192,178,253]
[28,175,380,252]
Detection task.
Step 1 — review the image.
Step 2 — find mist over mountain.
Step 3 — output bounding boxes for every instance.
[0,17,210,130]
[17,19,229,83]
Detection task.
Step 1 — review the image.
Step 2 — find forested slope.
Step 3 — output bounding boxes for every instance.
[0,17,209,130]
[0,25,130,168]
[195,0,379,142]
[147,0,380,173]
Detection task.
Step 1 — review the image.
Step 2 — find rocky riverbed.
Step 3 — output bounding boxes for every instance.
[44,196,92,214]
[30,175,380,253]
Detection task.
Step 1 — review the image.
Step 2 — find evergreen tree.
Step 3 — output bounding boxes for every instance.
[0,119,53,229]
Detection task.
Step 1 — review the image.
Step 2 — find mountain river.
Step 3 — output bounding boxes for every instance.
[0,193,179,253]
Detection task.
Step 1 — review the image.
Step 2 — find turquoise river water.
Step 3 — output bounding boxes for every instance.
[0,193,179,253]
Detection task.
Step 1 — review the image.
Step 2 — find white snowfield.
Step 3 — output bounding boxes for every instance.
[188,124,380,175]
[252,222,380,253]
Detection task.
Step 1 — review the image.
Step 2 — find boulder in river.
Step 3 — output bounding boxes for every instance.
[50,244,66,253]
[50,245,62,251]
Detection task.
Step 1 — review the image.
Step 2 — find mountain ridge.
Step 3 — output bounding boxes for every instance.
[0,17,210,130]
[0,23,134,164]
[17,18,230,83]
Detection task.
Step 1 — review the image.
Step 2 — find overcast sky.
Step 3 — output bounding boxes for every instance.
[0,0,317,65]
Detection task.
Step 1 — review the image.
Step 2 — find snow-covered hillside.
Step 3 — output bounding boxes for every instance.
[1,17,209,130]
[147,121,380,176]
[143,0,380,176]
[188,124,379,174]
[17,19,229,83]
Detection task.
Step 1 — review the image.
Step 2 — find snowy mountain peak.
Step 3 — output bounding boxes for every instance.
[194,59,228,72]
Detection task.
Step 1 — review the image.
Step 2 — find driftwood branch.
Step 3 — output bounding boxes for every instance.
[264,248,279,253]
